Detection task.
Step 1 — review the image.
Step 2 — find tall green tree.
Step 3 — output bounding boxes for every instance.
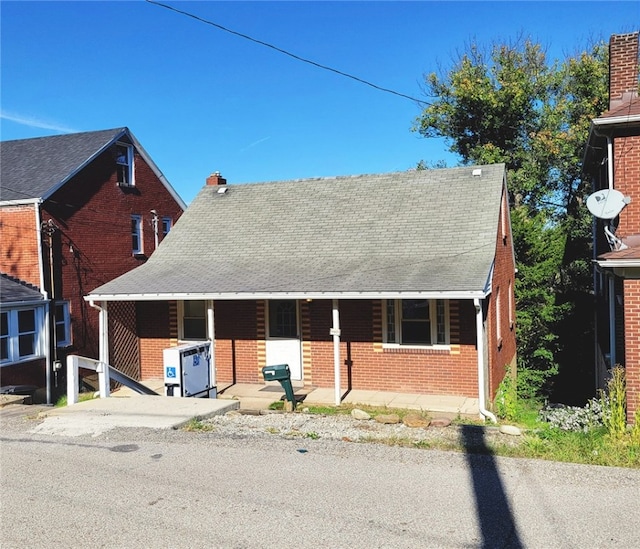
[414,37,609,401]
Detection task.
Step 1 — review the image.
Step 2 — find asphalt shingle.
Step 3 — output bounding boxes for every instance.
[89,164,507,298]
[0,128,127,201]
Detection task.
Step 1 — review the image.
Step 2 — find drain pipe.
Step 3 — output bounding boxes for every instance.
[88,300,110,397]
[34,199,53,404]
[606,135,614,190]
[474,298,497,423]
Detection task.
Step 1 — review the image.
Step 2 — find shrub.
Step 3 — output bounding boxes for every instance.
[601,366,626,438]
[495,365,518,421]
[539,397,607,432]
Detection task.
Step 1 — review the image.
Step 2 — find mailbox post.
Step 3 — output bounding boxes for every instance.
[261,364,296,410]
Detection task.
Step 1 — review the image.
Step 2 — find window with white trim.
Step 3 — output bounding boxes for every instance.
[55,301,71,347]
[116,143,134,187]
[496,287,502,343]
[508,279,514,329]
[0,307,45,365]
[384,299,449,346]
[179,301,207,341]
[131,215,143,255]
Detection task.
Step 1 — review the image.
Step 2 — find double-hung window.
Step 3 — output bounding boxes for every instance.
[131,215,143,255]
[0,307,45,365]
[55,301,71,347]
[384,299,449,347]
[179,301,207,341]
[116,143,134,187]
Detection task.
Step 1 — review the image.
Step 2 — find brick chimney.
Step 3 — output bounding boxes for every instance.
[206,171,227,186]
[609,32,639,110]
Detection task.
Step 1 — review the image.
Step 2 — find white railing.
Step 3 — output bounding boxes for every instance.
[66,355,111,405]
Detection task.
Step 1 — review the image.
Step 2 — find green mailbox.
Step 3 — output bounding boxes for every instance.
[262,364,296,410]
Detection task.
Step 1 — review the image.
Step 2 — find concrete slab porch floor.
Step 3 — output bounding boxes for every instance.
[216,383,480,419]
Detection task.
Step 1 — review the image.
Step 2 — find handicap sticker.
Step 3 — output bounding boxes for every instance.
[166,366,177,378]
[193,355,200,366]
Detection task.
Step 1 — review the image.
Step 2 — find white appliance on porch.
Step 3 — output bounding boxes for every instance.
[163,342,216,398]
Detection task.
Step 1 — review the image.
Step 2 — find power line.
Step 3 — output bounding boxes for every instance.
[144,0,430,106]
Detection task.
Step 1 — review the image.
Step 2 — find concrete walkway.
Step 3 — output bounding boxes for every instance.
[13,380,479,437]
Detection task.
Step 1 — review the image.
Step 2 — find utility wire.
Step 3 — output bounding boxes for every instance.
[144,0,430,106]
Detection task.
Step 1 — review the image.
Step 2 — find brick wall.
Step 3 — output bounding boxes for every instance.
[0,204,41,287]
[211,301,260,385]
[0,358,46,387]
[163,298,482,399]
[609,32,639,107]
[612,135,640,240]
[137,301,172,379]
[609,31,640,424]
[42,147,183,361]
[486,187,518,401]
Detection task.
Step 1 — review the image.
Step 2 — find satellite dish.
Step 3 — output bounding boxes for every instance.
[586,189,629,219]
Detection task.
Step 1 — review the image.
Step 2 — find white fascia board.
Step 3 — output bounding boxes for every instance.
[592,114,640,128]
[85,290,489,302]
[1,299,46,307]
[597,259,640,268]
[0,198,42,207]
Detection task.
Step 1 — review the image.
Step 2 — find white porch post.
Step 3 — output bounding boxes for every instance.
[331,299,341,406]
[98,301,110,398]
[207,300,216,393]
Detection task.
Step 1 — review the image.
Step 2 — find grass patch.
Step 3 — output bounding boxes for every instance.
[55,392,97,407]
[249,395,640,468]
[182,418,215,432]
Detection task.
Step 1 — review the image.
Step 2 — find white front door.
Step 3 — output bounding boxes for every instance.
[265,300,302,381]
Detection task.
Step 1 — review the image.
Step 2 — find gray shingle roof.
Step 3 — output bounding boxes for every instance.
[0,128,129,201]
[88,164,507,299]
[0,273,44,303]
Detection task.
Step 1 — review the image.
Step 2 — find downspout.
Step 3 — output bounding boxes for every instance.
[606,135,614,190]
[151,210,159,250]
[474,298,497,423]
[88,300,110,397]
[331,299,341,406]
[34,200,52,405]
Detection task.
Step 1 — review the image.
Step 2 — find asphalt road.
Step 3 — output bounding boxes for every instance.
[1,420,639,549]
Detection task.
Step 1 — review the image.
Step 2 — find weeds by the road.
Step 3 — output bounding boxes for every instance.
[266,392,639,468]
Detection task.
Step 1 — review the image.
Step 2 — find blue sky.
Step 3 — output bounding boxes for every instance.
[2,1,638,204]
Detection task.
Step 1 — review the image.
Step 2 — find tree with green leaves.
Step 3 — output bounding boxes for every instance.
[414,37,609,402]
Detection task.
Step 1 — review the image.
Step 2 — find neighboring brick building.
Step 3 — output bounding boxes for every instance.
[0,128,186,402]
[584,32,640,423]
[87,165,517,420]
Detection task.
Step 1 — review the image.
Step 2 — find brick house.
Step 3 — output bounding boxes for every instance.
[0,128,186,402]
[87,164,517,419]
[584,32,640,423]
